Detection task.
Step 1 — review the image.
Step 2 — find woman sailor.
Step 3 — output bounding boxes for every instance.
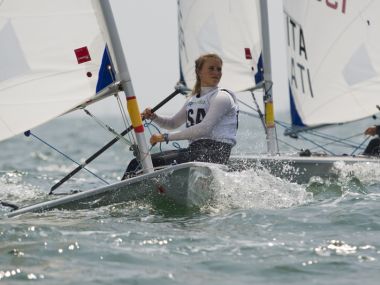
[122,53,239,179]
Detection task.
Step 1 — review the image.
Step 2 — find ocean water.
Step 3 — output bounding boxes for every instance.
[1,113,380,285]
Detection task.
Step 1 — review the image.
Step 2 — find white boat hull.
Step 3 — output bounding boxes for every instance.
[229,154,380,184]
[7,162,224,217]
[8,154,377,217]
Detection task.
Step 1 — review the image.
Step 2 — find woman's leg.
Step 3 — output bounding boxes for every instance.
[363,137,380,156]
[121,158,140,180]
[121,148,191,180]
[121,140,232,180]
[189,139,232,164]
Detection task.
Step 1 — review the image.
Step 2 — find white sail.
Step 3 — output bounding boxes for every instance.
[178,0,262,92]
[284,0,380,127]
[0,0,117,142]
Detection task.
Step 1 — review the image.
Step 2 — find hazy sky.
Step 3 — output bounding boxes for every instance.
[104,0,289,118]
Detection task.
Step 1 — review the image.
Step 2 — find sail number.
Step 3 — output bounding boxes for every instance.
[287,15,314,98]
[316,0,347,14]
[187,109,206,127]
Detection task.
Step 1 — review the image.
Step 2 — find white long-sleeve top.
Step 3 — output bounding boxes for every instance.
[153,86,239,145]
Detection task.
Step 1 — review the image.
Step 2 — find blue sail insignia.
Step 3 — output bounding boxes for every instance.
[289,84,305,127]
[96,46,115,93]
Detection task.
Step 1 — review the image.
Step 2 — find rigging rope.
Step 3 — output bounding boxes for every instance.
[24,130,109,185]
[277,120,356,155]
[114,94,136,141]
[250,91,266,132]
[115,94,130,129]
[83,109,133,147]
[351,136,370,155]
[297,130,366,152]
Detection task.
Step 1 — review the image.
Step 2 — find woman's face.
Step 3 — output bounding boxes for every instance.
[198,58,222,87]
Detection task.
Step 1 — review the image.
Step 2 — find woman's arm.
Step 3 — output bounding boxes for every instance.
[168,91,233,141]
[365,126,380,136]
[150,104,187,130]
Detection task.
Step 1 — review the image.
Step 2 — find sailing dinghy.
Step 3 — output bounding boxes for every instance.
[177,0,380,183]
[6,162,222,218]
[0,0,225,217]
[270,0,380,180]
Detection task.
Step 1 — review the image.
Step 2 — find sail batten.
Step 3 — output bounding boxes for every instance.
[0,0,118,142]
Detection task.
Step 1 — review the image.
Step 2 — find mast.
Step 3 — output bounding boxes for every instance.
[98,1,154,173]
[259,0,277,155]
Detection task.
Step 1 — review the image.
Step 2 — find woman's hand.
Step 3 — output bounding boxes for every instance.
[365,126,377,136]
[150,133,164,145]
[142,108,156,120]
[364,127,376,136]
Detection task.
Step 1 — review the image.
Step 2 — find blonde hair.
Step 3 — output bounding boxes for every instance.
[191,53,223,96]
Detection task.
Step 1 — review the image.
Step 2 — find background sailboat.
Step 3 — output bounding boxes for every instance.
[283,0,380,151]
[177,0,380,183]
[285,0,380,127]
